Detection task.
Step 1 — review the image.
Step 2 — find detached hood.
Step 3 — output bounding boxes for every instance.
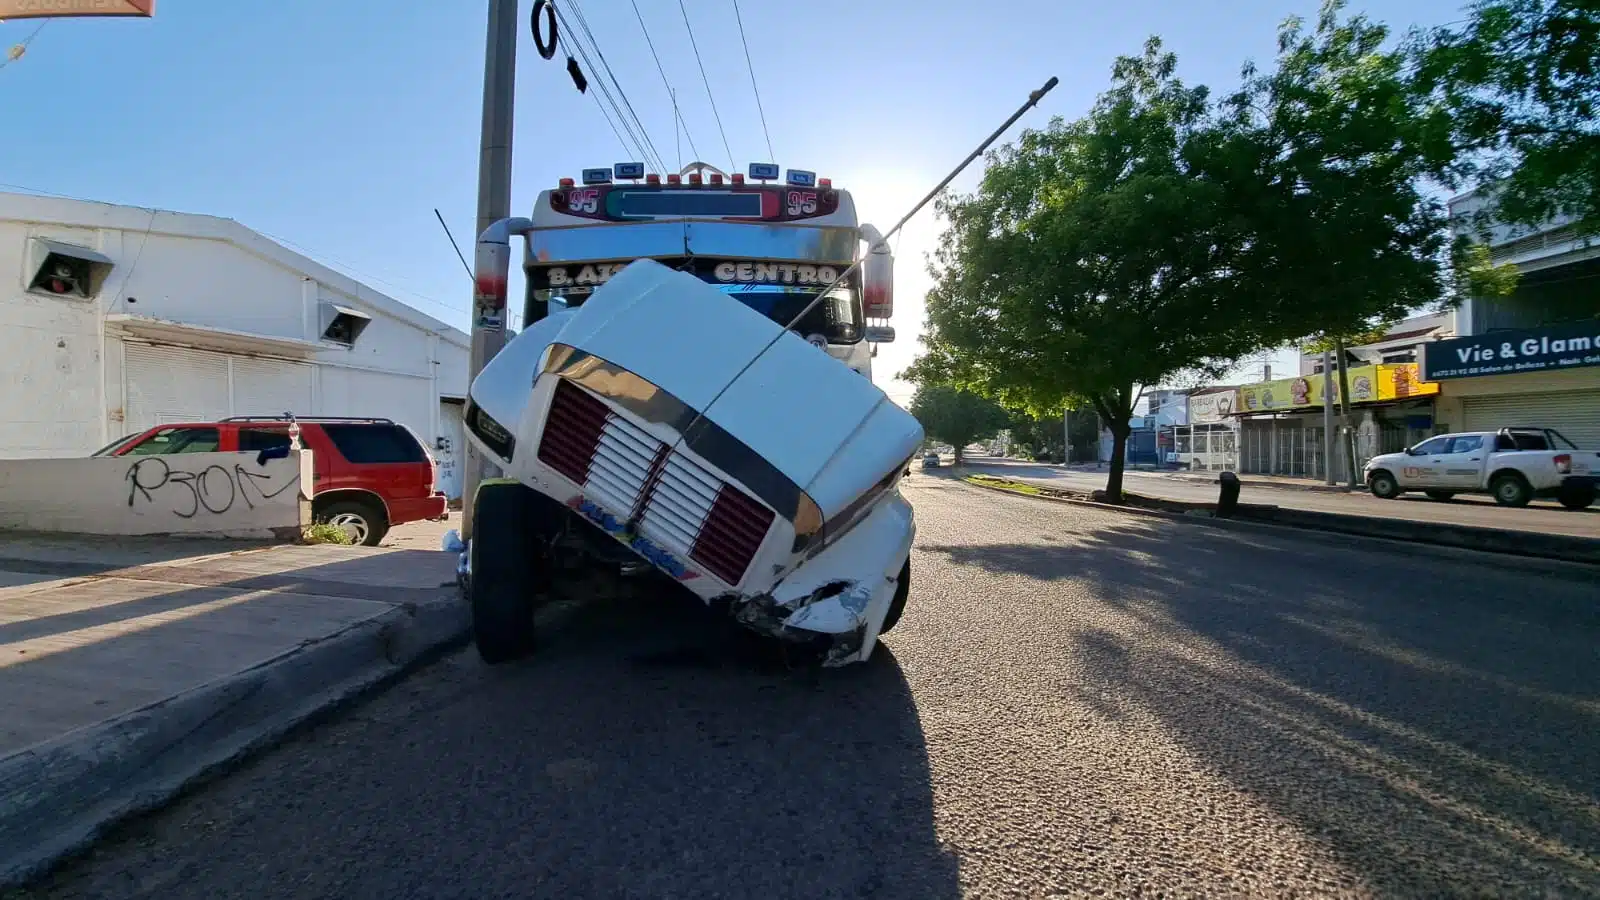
[547,259,922,518]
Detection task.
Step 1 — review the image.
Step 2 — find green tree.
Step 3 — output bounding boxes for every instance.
[905,40,1289,501]
[1415,0,1600,234]
[907,384,1009,466]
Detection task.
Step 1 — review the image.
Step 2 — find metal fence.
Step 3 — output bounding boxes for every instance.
[1239,417,1415,483]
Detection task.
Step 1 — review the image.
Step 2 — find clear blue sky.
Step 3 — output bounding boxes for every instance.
[1,0,1467,406]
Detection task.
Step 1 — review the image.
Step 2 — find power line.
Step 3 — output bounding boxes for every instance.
[632,0,699,167]
[564,0,669,172]
[0,20,49,73]
[676,0,736,171]
[730,0,774,163]
[553,2,666,173]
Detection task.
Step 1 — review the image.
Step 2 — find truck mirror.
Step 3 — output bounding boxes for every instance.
[864,325,896,344]
[863,246,894,319]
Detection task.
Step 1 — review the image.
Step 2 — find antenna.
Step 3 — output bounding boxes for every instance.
[434,208,474,282]
[673,76,1059,444]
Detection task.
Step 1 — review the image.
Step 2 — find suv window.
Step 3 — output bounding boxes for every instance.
[1412,436,1450,455]
[1447,435,1484,454]
[123,427,220,455]
[239,429,293,452]
[322,423,425,464]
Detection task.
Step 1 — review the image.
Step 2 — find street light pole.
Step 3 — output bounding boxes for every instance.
[1321,348,1336,485]
[461,0,520,541]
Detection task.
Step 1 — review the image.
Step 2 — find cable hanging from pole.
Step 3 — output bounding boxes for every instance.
[730,0,774,162]
[547,0,667,173]
[565,0,669,172]
[677,0,736,172]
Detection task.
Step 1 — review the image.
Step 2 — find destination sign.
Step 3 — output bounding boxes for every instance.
[529,258,855,293]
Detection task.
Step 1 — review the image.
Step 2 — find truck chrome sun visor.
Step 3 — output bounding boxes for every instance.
[540,343,824,546]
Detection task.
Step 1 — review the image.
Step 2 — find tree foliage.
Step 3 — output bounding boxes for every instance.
[907,384,1009,465]
[1415,0,1600,234]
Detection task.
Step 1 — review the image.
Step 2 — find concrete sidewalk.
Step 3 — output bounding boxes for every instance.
[0,532,468,887]
[1053,462,1362,493]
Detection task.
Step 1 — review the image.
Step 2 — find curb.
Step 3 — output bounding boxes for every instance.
[0,593,470,889]
[957,476,1600,579]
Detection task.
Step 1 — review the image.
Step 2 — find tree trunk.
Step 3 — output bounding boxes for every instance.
[1335,337,1358,491]
[953,446,964,466]
[1106,425,1130,503]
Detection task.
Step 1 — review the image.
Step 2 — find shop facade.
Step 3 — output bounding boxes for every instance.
[1423,321,1600,448]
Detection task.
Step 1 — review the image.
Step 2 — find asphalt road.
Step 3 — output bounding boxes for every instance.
[963,456,1600,539]
[26,477,1600,898]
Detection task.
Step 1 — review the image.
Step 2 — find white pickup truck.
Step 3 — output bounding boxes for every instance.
[1363,427,1599,510]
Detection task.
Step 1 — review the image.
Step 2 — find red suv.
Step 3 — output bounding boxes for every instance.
[94,416,447,545]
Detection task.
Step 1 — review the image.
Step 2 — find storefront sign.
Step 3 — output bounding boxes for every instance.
[1233,363,1437,414]
[1421,321,1600,381]
[1187,390,1236,424]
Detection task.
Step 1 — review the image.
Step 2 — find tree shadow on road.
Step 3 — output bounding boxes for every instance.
[922,520,1600,896]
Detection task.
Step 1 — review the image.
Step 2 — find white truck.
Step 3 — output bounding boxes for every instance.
[1363,427,1599,510]
[449,255,923,667]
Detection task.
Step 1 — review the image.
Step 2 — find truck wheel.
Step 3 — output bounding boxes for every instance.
[1368,471,1401,500]
[1490,473,1533,508]
[878,558,911,635]
[317,499,388,547]
[469,481,541,664]
[1558,485,1596,511]
[1424,490,1456,502]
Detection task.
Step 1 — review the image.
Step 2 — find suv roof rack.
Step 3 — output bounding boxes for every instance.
[221,415,396,424]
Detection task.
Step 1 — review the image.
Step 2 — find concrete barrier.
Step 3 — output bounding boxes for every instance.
[0,450,311,539]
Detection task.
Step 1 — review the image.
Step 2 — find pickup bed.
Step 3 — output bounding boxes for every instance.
[1363,427,1598,510]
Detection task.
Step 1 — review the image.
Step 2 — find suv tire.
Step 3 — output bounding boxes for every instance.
[878,558,911,635]
[1490,473,1533,508]
[1368,471,1401,500]
[318,498,389,546]
[1558,484,1596,511]
[469,481,542,664]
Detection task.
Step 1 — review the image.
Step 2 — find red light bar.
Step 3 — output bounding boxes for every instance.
[688,173,703,185]
[667,174,682,185]
[819,178,832,188]
[558,177,575,188]
[730,173,745,184]
[709,173,724,185]
[645,173,661,185]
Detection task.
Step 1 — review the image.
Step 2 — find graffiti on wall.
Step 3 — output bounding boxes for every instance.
[124,456,300,519]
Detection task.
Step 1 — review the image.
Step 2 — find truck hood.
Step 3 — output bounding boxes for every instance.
[521,259,923,518]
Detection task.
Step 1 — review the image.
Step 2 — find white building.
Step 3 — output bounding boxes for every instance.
[0,191,473,499]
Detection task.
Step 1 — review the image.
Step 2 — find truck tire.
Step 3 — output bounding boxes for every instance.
[1490,473,1533,508]
[1558,485,1596,511]
[878,558,911,635]
[1368,471,1401,500]
[469,481,541,664]
[1423,490,1456,502]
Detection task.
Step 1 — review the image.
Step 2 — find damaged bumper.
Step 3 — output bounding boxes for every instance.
[727,493,914,666]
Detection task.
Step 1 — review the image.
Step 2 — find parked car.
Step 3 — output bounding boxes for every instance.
[921,452,941,469]
[93,416,447,544]
[1363,427,1598,510]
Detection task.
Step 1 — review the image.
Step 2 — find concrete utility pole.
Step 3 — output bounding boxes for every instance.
[1322,348,1336,485]
[461,0,520,541]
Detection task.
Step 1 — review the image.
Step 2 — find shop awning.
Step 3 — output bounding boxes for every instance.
[107,314,325,359]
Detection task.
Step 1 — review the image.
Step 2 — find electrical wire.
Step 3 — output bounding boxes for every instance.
[553,2,666,173]
[730,0,774,163]
[0,20,49,73]
[632,0,699,165]
[677,0,736,171]
[565,0,669,173]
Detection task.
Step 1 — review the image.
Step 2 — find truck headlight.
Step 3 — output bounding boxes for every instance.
[466,400,515,461]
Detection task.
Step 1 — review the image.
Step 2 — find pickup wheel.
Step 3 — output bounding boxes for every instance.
[1424,490,1456,502]
[468,481,542,664]
[1558,485,1596,511]
[1368,471,1402,500]
[1490,473,1533,508]
[878,558,911,635]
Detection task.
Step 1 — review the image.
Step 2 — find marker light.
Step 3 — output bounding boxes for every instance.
[645,173,661,185]
[614,161,645,180]
[786,169,817,187]
[709,173,724,185]
[558,177,575,188]
[667,174,682,184]
[749,162,780,181]
[688,173,703,185]
[818,177,832,188]
[730,173,745,184]
[582,168,612,185]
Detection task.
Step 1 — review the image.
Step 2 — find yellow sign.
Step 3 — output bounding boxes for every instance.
[1234,363,1437,414]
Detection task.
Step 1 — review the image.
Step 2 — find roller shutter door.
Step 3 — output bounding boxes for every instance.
[124,343,230,432]
[1462,391,1600,449]
[230,355,314,420]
